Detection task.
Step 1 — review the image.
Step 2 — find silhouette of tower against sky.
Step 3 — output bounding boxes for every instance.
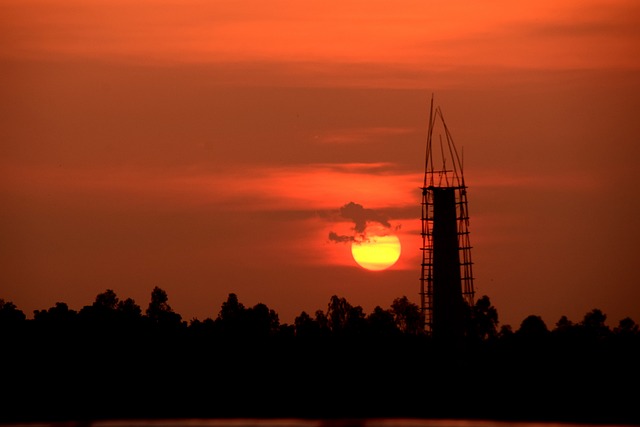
[420,98,475,340]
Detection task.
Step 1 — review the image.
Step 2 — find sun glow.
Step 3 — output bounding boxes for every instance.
[351,234,401,271]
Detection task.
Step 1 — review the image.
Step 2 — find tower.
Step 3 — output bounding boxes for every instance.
[420,98,475,339]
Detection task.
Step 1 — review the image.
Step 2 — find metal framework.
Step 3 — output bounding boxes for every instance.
[420,98,475,334]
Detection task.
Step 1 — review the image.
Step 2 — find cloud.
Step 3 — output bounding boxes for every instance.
[340,202,390,233]
[328,202,392,244]
[328,232,355,243]
[316,127,415,144]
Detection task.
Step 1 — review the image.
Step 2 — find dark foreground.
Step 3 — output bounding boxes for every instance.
[2,334,639,426]
[1,419,635,427]
[2,291,639,425]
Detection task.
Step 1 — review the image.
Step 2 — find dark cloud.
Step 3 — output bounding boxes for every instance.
[339,202,390,233]
[328,202,392,244]
[328,231,355,243]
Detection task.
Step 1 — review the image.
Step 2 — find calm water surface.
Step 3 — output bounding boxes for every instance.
[4,419,634,427]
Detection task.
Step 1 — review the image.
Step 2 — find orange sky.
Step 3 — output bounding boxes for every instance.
[1,0,639,328]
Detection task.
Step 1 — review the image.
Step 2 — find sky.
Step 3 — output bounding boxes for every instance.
[1,0,639,329]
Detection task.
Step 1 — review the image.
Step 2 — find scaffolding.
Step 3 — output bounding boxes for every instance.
[420,98,475,335]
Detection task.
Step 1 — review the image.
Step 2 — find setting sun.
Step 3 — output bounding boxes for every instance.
[351,234,401,271]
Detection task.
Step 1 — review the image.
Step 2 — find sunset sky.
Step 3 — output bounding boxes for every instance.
[2,0,639,329]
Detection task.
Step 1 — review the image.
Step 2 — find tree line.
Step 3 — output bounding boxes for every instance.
[1,288,639,424]
[1,287,638,343]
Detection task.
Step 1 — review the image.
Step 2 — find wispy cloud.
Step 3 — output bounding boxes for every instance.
[316,127,415,144]
[3,0,636,72]
[467,168,605,191]
[1,162,421,212]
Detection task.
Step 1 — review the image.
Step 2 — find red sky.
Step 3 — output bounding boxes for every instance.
[1,0,639,329]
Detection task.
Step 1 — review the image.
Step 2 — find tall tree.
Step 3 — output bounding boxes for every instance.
[344,304,367,336]
[216,293,247,337]
[314,310,330,336]
[390,296,422,335]
[367,306,399,337]
[326,295,352,334]
[246,302,279,338]
[94,289,119,310]
[294,311,318,339]
[146,286,182,326]
[218,293,245,322]
[469,295,499,341]
[580,308,610,340]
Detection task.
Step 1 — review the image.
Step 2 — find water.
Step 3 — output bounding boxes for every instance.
[3,419,633,427]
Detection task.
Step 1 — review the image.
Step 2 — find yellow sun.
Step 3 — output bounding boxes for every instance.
[351,234,401,271]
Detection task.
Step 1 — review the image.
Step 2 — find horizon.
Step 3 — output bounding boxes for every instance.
[3,282,636,331]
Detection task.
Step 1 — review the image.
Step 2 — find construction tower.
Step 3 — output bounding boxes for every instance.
[420,98,475,340]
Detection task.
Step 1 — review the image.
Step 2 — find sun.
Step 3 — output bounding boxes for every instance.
[351,234,401,271]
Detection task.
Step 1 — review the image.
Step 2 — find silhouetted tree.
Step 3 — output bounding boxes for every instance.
[314,309,329,333]
[344,304,367,336]
[94,289,119,310]
[499,324,514,339]
[218,293,244,322]
[146,286,182,327]
[614,317,639,337]
[326,295,352,334]
[390,296,422,335]
[580,308,610,341]
[3,288,640,425]
[469,295,499,341]
[216,293,247,337]
[277,323,295,339]
[78,289,121,326]
[294,311,320,339]
[33,302,77,324]
[245,302,279,338]
[367,306,399,338]
[550,315,579,343]
[516,315,549,341]
[0,299,26,328]
[188,317,217,341]
[554,315,574,331]
[117,297,142,318]
[146,286,169,317]
[30,302,79,346]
